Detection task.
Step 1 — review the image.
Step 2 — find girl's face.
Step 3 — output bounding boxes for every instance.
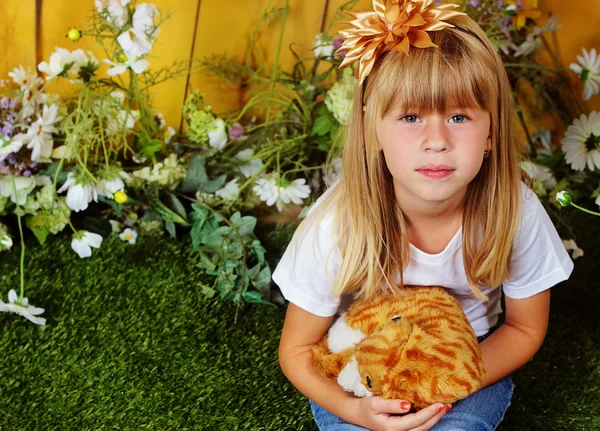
[375,106,491,208]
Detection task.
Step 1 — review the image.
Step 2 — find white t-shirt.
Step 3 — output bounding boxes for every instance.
[272,183,574,337]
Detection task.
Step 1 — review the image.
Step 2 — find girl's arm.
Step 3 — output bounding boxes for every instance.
[278,303,452,430]
[478,289,551,388]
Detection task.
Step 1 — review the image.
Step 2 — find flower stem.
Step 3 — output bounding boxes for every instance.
[570,202,600,217]
[17,213,25,299]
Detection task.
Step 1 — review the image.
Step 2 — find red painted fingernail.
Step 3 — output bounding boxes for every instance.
[437,404,445,412]
[400,401,411,410]
[445,405,452,412]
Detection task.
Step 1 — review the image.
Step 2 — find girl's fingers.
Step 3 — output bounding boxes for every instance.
[387,403,451,429]
[371,397,412,414]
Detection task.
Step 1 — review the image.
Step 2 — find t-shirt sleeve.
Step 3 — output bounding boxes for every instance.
[271,207,342,317]
[502,187,574,299]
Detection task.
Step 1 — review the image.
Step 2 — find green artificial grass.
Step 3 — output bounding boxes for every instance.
[0,212,598,430]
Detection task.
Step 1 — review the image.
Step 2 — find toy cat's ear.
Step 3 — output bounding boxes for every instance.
[311,335,354,380]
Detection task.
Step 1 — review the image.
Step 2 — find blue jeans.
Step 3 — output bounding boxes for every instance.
[309,332,514,431]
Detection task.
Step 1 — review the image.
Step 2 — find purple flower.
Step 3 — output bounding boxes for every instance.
[338,50,347,59]
[470,0,479,6]
[0,98,10,110]
[497,0,504,7]
[517,0,523,7]
[6,155,16,165]
[332,38,344,51]
[228,122,245,140]
[22,170,32,177]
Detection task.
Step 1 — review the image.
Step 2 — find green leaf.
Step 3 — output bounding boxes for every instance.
[179,154,209,193]
[311,115,333,137]
[247,263,261,279]
[253,266,272,289]
[38,163,68,184]
[139,137,164,158]
[98,195,122,215]
[242,291,273,306]
[202,174,227,194]
[230,212,257,239]
[200,283,216,298]
[165,221,176,239]
[168,194,188,221]
[30,227,50,245]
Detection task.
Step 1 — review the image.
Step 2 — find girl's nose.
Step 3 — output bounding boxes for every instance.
[423,118,450,153]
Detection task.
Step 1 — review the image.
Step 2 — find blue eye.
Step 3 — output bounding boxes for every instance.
[401,115,419,123]
[450,115,468,123]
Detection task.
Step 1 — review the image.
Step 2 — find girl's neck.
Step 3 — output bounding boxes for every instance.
[395,183,465,228]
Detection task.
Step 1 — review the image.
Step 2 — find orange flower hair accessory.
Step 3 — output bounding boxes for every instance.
[337,0,466,86]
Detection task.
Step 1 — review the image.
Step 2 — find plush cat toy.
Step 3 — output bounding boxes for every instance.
[312,286,485,410]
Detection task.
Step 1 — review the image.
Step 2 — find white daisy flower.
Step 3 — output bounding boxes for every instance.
[570,48,600,101]
[26,127,53,162]
[70,49,100,73]
[106,109,138,135]
[38,47,75,80]
[95,0,131,28]
[0,134,25,162]
[0,234,13,250]
[513,16,561,57]
[57,172,98,212]
[562,239,584,260]
[207,118,228,150]
[520,161,557,191]
[164,126,176,144]
[561,111,600,171]
[119,228,138,244]
[104,53,149,77]
[71,230,103,258]
[8,65,43,91]
[0,289,46,325]
[235,149,264,178]
[0,174,36,206]
[253,174,311,212]
[215,178,240,201]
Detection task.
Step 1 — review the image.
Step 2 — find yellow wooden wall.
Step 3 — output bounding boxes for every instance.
[0,0,598,132]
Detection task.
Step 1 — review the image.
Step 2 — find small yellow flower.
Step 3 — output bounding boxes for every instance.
[114,191,128,204]
[66,27,82,42]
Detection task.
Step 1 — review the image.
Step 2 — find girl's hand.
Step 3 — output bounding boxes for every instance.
[355,396,452,431]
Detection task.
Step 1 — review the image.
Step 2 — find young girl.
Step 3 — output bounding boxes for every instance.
[274,2,574,430]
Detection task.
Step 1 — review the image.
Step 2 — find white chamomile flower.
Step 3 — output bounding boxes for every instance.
[215,178,240,201]
[8,65,43,91]
[253,174,311,212]
[104,53,149,77]
[0,234,13,250]
[235,149,264,178]
[513,16,561,57]
[96,170,130,198]
[164,126,176,144]
[106,109,138,135]
[70,49,100,73]
[570,48,600,101]
[119,228,138,244]
[26,104,62,161]
[71,230,103,258]
[0,289,46,325]
[95,0,131,28]
[0,174,36,206]
[562,239,584,260]
[561,111,600,171]
[57,172,98,212]
[38,47,75,80]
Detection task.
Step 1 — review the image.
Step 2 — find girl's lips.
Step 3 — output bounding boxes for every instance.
[417,169,455,179]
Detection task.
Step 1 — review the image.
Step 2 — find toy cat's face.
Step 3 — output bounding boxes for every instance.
[356,315,414,396]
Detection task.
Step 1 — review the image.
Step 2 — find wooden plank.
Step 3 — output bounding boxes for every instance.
[188,0,325,119]
[0,0,37,82]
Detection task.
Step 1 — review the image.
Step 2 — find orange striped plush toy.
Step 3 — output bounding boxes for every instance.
[312,286,485,410]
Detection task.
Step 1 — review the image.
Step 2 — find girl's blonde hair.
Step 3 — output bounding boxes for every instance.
[294,14,526,302]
